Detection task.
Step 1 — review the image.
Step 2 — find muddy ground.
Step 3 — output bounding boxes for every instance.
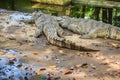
[0,11,120,80]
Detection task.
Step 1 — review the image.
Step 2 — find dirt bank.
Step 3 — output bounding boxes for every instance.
[0,10,120,80]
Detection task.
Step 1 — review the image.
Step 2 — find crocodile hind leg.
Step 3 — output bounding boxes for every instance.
[110,27,120,40]
[80,28,99,39]
[80,33,97,39]
[80,27,109,39]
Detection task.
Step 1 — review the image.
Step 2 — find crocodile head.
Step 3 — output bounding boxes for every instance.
[31,11,43,20]
[55,16,70,28]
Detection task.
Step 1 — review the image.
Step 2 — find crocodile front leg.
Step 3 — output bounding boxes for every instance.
[34,24,43,38]
[43,22,65,47]
[52,16,65,37]
[43,22,64,40]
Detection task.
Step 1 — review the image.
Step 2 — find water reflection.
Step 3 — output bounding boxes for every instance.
[0,0,120,26]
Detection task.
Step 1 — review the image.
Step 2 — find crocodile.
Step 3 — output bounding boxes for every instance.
[31,11,95,51]
[55,16,120,40]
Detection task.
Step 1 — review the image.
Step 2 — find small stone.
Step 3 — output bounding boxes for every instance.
[59,50,64,53]
[75,64,81,68]
[90,64,96,70]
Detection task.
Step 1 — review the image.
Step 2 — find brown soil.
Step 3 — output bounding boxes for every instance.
[0,12,120,80]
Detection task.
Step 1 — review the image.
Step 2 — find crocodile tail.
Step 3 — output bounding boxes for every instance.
[49,38,97,51]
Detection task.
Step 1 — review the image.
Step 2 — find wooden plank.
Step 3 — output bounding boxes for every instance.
[72,0,120,8]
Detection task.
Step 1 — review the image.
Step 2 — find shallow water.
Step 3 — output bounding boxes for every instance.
[0,48,37,80]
